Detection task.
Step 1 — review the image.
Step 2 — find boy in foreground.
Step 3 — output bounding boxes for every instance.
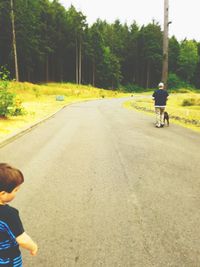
[0,163,38,266]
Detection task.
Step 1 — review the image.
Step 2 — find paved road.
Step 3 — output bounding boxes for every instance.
[0,98,200,267]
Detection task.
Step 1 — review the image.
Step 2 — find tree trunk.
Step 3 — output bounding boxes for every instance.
[10,0,19,81]
[92,59,95,86]
[132,69,136,84]
[27,69,31,82]
[60,60,63,82]
[162,0,169,87]
[46,55,49,82]
[146,61,150,88]
[79,38,81,84]
[76,37,78,84]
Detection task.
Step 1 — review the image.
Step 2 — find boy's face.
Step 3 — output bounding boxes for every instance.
[0,186,21,204]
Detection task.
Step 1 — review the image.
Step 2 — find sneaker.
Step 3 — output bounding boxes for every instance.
[160,124,164,127]
[156,125,160,128]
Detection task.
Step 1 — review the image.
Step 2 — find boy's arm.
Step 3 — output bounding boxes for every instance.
[16,232,38,256]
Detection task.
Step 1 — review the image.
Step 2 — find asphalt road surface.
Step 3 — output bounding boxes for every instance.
[0,98,200,267]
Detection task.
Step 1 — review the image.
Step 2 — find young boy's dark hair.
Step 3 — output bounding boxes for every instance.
[0,163,24,192]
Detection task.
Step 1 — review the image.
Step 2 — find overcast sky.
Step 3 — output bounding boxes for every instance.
[59,0,200,42]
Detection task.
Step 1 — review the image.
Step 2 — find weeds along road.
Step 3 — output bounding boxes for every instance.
[0,98,200,267]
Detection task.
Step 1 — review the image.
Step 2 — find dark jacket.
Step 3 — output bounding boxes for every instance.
[152,89,169,106]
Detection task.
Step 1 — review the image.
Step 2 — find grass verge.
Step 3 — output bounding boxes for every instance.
[124,91,200,133]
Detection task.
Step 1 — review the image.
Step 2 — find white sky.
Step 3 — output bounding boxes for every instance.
[59,0,200,42]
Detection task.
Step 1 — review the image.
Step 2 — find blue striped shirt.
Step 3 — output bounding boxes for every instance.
[0,205,24,266]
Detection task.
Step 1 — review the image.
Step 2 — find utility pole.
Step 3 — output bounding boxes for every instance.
[10,0,19,81]
[162,0,169,88]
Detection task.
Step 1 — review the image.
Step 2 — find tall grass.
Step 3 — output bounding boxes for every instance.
[8,82,126,99]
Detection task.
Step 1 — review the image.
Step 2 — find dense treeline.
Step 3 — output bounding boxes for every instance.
[0,0,199,89]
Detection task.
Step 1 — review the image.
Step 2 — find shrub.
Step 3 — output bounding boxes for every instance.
[0,67,15,117]
[0,89,15,117]
[0,66,10,88]
[182,98,200,106]
[0,66,25,117]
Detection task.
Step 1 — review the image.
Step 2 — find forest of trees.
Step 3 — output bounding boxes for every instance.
[0,0,200,89]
